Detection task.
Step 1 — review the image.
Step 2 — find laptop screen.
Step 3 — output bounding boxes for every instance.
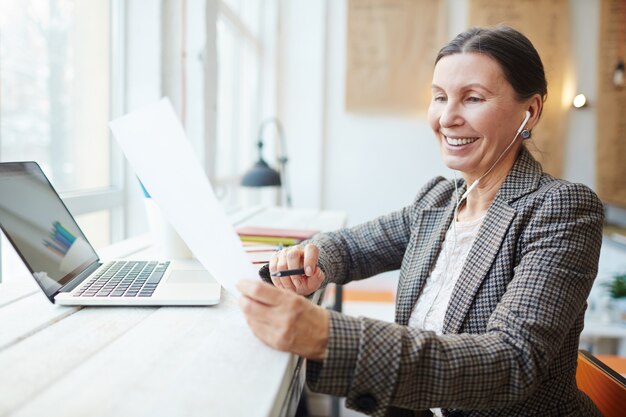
[0,162,99,297]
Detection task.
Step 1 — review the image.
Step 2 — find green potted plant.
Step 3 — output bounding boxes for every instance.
[604,273,626,323]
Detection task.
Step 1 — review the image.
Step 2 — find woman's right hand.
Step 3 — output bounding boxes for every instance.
[269,243,325,296]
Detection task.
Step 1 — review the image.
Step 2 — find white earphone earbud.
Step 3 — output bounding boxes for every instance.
[518,110,531,134]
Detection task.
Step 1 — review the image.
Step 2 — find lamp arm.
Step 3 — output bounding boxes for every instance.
[257,118,292,207]
[276,122,292,207]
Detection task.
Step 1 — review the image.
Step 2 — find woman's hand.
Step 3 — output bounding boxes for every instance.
[269,243,325,295]
[236,280,329,360]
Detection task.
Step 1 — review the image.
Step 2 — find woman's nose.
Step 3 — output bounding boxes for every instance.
[439,103,463,128]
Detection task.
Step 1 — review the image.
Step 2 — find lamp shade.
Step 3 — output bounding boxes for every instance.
[241,158,281,187]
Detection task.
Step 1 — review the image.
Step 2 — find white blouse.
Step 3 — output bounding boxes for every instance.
[407,215,484,417]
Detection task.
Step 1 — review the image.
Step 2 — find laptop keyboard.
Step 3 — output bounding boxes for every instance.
[73,261,170,298]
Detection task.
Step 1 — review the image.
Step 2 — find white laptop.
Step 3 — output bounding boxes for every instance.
[0,161,221,306]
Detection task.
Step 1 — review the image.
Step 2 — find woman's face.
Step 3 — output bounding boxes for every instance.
[428,53,530,181]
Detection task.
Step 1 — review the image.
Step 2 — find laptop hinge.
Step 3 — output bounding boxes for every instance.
[58,261,102,293]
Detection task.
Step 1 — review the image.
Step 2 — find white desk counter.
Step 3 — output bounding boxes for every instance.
[0,207,347,417]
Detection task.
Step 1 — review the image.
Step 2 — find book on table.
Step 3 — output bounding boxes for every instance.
[236,226,319,246]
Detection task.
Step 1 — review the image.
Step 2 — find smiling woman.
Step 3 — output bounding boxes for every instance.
[239,26,605,417]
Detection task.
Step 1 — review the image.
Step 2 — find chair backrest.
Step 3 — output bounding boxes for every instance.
[576,350,626,417]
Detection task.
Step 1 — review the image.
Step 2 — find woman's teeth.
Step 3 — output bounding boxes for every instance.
[446,136,479,146]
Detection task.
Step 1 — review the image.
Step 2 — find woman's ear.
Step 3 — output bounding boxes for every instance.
[526,94,543,130]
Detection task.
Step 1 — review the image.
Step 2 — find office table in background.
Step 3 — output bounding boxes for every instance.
[0,206,347,417]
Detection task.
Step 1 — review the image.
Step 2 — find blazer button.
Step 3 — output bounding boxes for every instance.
[354,394,377,412]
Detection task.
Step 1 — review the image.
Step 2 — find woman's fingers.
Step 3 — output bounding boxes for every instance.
[268,253,283,288]
[266,244,323,294]
[303,244,319,276]
[270,247,301,290]
[237,280,329,359]
[275,249,290,271]
[306,267,325,291]
[280,278,297,292]
[270,245,298,292]
[285,245,304,275]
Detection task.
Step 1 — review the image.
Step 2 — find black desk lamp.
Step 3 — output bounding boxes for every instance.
[241,118,292,207]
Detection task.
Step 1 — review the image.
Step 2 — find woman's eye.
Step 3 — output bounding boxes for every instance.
[433,96,447,102]
[466,96,483,103]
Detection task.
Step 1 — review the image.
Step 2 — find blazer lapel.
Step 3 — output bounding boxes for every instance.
[396,203,455,326]
[442,199,516,334]
[442,147,542,334]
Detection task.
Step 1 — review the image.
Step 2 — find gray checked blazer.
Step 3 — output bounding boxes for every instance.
[304,148,604,417]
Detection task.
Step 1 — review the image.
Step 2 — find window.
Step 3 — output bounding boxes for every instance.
[0,0,111,193]
[0,0,123,282]
[174,0,276,208]
[214,0,274,207]
[0,0,277,284]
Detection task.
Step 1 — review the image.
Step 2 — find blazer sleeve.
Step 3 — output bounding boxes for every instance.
[306,182,604,416]
[308,177,449,286]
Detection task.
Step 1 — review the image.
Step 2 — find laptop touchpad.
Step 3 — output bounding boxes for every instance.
[167,270,214,284]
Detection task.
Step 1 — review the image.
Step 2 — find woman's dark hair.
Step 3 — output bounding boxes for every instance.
[436,26,547,103]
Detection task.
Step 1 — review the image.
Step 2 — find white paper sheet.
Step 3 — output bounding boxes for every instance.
[109,98,258,296]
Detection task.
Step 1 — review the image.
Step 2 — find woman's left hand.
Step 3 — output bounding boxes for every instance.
[236,280,329,360]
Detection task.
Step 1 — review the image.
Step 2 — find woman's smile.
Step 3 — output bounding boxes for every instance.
[443,135,480,147]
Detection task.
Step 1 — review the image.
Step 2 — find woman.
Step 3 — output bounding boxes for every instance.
[237,26,604,417]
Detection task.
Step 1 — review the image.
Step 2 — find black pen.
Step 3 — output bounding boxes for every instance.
[271,268,306,277]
